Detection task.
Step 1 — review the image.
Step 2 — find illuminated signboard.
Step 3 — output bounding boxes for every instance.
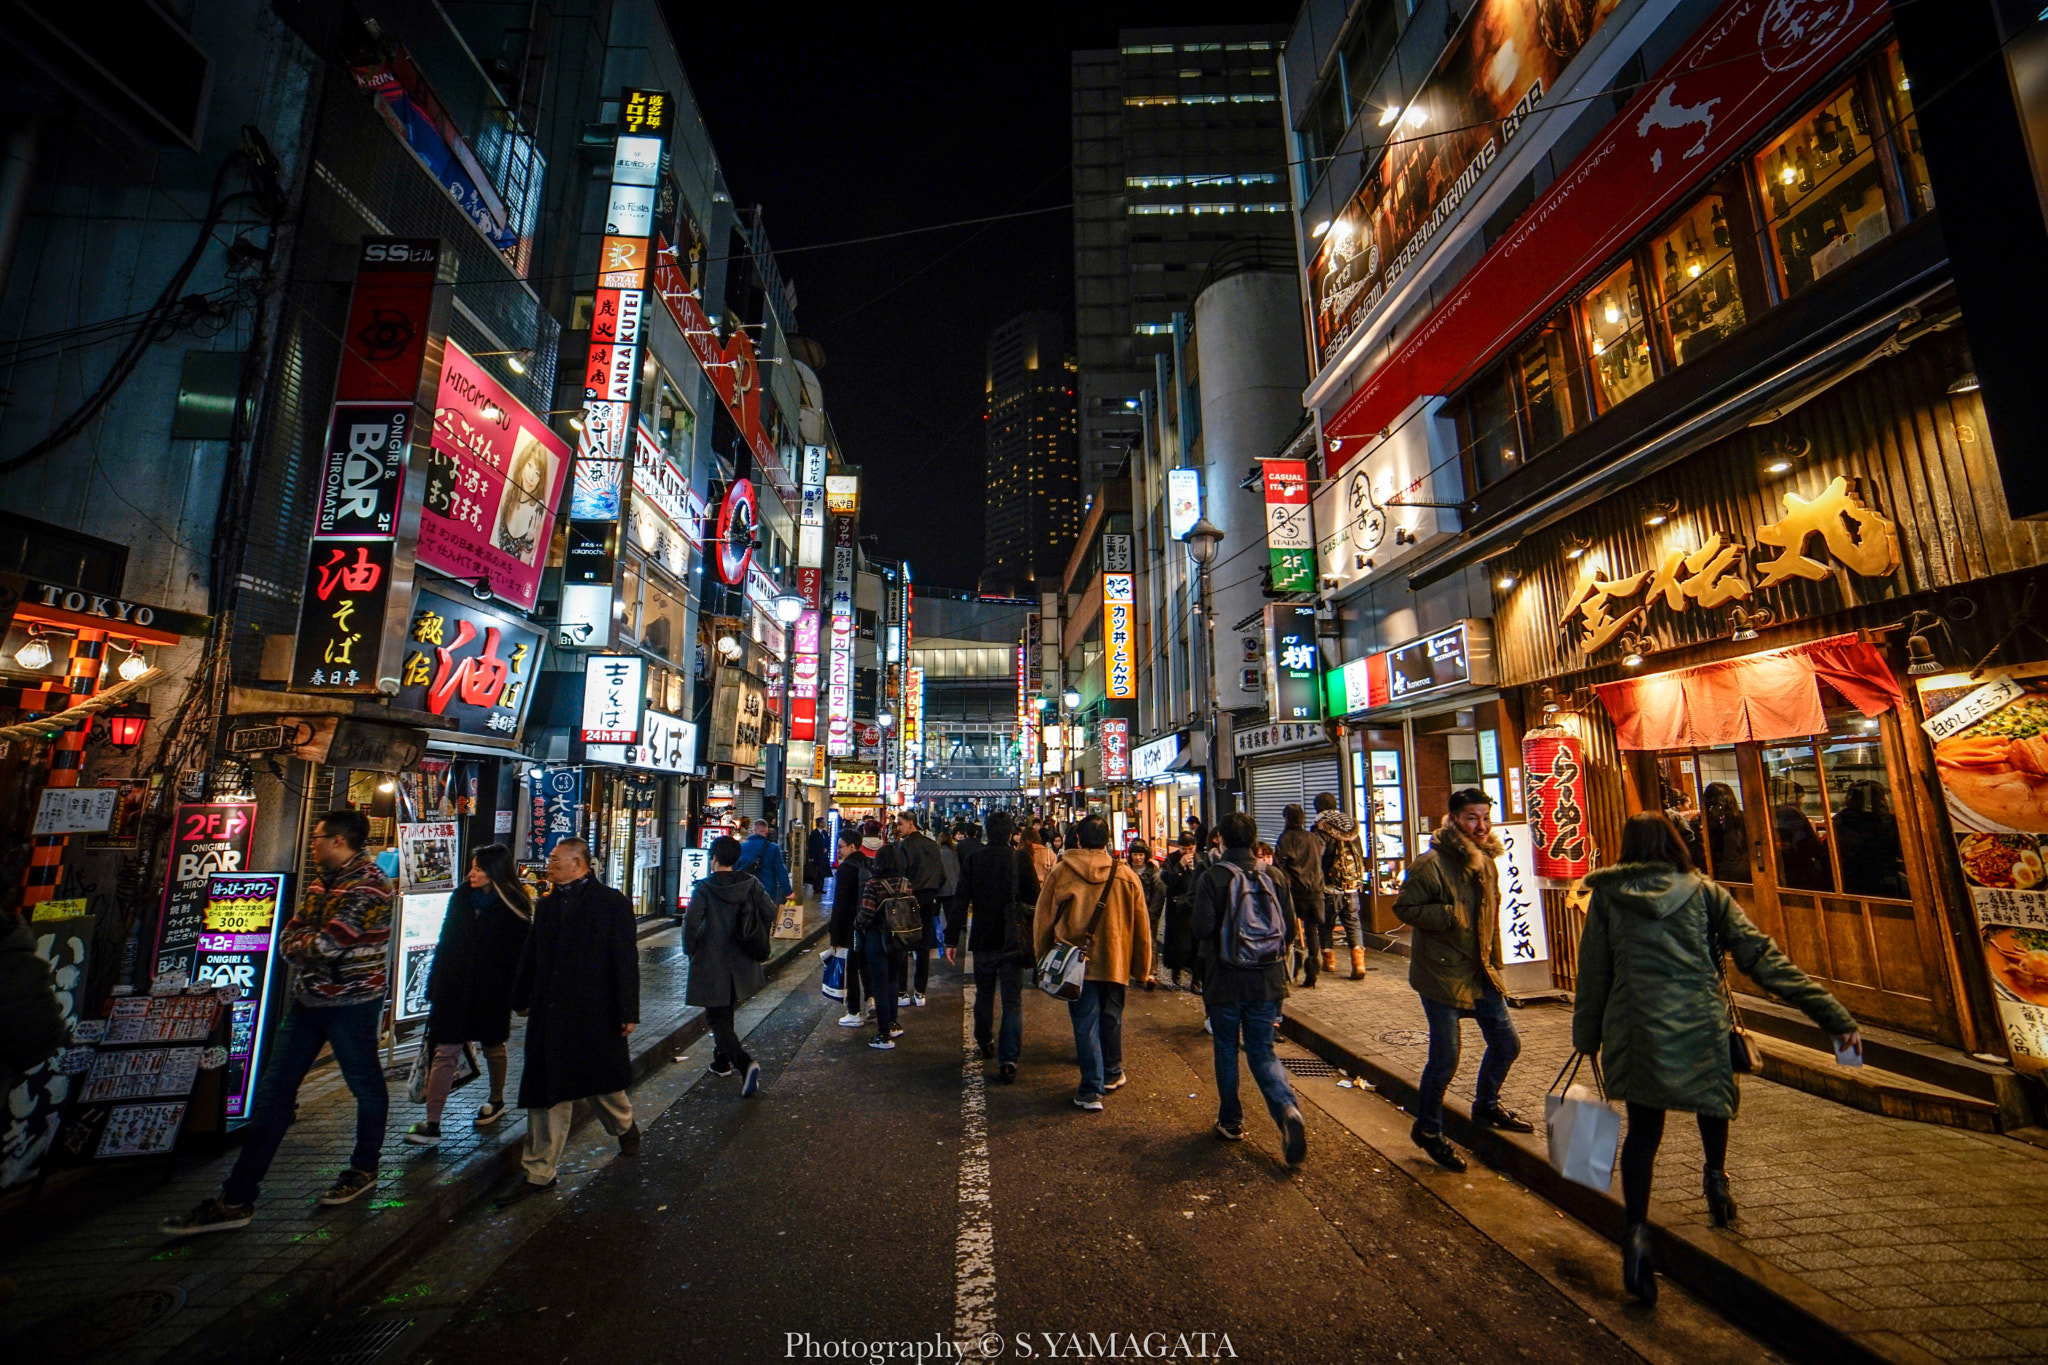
[1104,570,1136,701]
[580,653,645,743]
[1167,468,1201,541]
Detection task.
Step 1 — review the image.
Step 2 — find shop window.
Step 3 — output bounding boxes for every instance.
[1511,324,1581,461]
[1760,736,1837,893]
[1753,79,1891,296]
[1650,192,1748,368]
[653,372,694,462]
[1764,707,1911,899]
[1878,44,1934,218]
[1652,747,1750,884]
[1459,363,1522,487]
[1578,259,1653,412]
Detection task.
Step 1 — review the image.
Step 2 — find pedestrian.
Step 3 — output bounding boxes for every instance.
[1274,805,1327,989]
[1313,793,1369,979]
[0,906,66,1103]
[1575,811,1860,1303]
[937,826,961,962]
[162,810,394,1235]
[950,820,983,944]
[737,818,792,907]
[1048,826,1066,857]
[1127,841,1165,992]
[962,812,1037,1081]
[830,825,875,1028]
[1159,831,1202,990]
[494,838,640,1206]
[1033,815,1151,1111]
[855,835,912,1049]
[685,835,775,1096]
[892,810,944,1006]
[405,844,531,1145]
[1192,810,1306,1163]
[1022,819,1055,888]
[1391,788,1534,1174]
[805,818,829,896]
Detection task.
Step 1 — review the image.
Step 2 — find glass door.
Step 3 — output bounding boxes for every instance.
[1362,729,1408,933]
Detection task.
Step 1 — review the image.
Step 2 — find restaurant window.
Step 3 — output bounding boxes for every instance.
[1878,44,1934,218]
[1752,79,1892,297]
[1764,706,1911,899]
[1511,323,1581,461]
[1652,747,1751,885]
[1458,363,1522,487]
[653,372,694,461]
[1650,192,1748,368]
[1578,258,1653,412]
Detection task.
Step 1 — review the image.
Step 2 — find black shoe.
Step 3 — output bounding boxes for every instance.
[1143,979,1156,992]
[1704,1170,1737,1228]
[706,1060,736,1077]
[978,1041,995,1059]
[999,1062,1017,1083]
[1410,1122,1466,1172]
[493,1177,557,1208]
[1622,1222,1657,1303]
[1280,1108,1308,1165]
[617,1123,641,1155]
[160,1197,254,1237]
[1474,1102,1536,1134]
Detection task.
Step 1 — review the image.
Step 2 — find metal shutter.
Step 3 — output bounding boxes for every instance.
[1247,753,1344,847]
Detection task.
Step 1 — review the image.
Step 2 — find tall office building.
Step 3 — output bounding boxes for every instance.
[982,311,1079,595]
[1072,26,1293,499]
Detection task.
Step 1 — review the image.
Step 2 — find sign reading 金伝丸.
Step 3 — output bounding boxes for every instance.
[1262,460,1314,592]
[394,590,544,746]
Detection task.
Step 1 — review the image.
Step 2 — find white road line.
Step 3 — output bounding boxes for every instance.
[956,976,997,1357]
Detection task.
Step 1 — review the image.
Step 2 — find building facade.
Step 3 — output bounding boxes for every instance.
[981,310,1078,595]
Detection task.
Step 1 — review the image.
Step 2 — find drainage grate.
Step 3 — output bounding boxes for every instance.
[281,1319,415,1365]
[1281,1057,1339,1077]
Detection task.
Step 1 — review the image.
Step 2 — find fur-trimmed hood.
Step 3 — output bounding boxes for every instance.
[1432,816,1504,873]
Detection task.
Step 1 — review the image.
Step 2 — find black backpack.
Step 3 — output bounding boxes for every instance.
[733,888,772,962]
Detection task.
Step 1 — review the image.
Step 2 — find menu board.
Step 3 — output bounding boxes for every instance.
[396,891,450,1023]
[79,1047,204,1103]
[193,873,284,1121]
[1916,662,2048,1074]
[154,803,258,980]
[97,1103,188,1159]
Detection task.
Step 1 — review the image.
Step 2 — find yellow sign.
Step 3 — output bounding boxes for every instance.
[31,898,88,921]
[824,474,860,515]
[834,766,880,799]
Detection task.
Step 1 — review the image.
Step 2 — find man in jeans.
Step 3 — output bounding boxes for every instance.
[162,809,394,1235]
[892,810,944,1006]
[1391,788,1534,1172]
[1032,815,1150,1111]
[1192,810,1306,1162]
[960,812,1036,1081]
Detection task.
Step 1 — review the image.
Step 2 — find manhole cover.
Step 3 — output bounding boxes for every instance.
[1280,1057,1338,1077]
[17,1287,187,1358]
[1378,1029,1428,1048]
[281,1318,416,1365]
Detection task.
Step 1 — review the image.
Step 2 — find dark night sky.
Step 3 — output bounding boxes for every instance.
[677,4,1298,590]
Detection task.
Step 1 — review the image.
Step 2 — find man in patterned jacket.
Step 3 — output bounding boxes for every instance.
[162,809,394,1235]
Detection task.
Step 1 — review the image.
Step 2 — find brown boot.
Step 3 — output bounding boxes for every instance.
[1321,949,1337,973]
[1350,948,1367,980]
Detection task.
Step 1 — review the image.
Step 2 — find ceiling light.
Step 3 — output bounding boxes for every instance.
[14,633,51,671]
[1948,371,1980,395]
[1540,686,1561,716]
[1906,633,1945,675]
[1311,219,1332,238]
[1644,511,1668,527]
[506,348,532,374]
[1766,459,1792,474]
[1378,105,1401,127]
[1622,646,1646,668]
[378,780,396,793]
[1496,570,1517,591]
[1564,541,1588,560]
[119,651,149,682]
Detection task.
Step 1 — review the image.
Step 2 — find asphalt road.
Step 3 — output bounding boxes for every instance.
[371,958,1775,1365]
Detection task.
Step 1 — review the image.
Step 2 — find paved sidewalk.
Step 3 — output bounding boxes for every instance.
[0,899,827,1365]
[1245,951,2048,1364]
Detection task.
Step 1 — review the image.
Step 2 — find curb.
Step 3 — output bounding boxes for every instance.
[161,920,831,1363]
[1279,1010,1945,1365]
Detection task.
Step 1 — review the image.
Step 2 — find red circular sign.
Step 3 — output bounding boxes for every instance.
[860,724,881,748]
[716,479,757,586]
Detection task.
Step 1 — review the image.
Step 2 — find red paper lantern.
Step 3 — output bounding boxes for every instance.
[106,704,151,749]
[1523,729,1592,879]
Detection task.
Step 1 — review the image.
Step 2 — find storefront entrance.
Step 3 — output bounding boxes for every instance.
[1633,703,1960,1043]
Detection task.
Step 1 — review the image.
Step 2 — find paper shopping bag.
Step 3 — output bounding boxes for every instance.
[1544,1054,1621,1193]
[820,947,847,1000]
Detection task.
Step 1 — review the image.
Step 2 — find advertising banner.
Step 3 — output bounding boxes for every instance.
[526,767,582,861]
[827,613,855,756]
[192,872,284,1121]
[1167,468,1201,540]
[630,425,692,581]
[1101,719,1131,782]
[1104,570,1137,701]
[397,820,459,892]
[1523,729,1593,880]
[154,803,257,981]
[580,654,646,743]
[585,709,698,773]
[1266,604,1323,722]
[1916,663,2048,1073]
[314,402,411,537]
[1261,460,1314,592]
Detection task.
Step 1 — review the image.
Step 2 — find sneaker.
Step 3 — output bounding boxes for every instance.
[1213,1121,1244,1142]
[617,1123,641,1156]
[403,1121,441,1147]
[474,1101,508,1127]
[889,1025,906,1039]
[741,1062,762,1097]
[1203,1018,1213,1036]
[1474,1102,1536,1134]
[912,992,927,1007]
[898,994,911,1007]
[317,1168,376,1206]
[1280,1108,1308,1166]
[869,1037,897,1050]
[1103,1072,1128,1092]
[1074,1094,1105,1112]
[1410,1122,1467,1173]
[160,1197,254,1237]
[493,1177,556,1208]
[838,1013,865,1028]
[706,1060,736,1077]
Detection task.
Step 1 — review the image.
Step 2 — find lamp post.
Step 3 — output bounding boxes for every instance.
[1031,694,1049,817]
[770,589,805,831]
[1061,687,1082,818]
[1182,517,1225,833]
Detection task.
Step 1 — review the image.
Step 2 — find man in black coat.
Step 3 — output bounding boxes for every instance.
[805,819,829,895]
[685,835,773,1093]
[893,810,945,1004]
[961,812,1037,1081]
[497,839,640,1205]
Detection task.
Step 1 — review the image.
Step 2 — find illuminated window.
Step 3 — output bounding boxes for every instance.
[1578,258,1654,412]
[1230,93,1277,103]
[1188,203,1234,214]
[1130,204,1185,215]
[1134,323,1173,335]
[1751,78,1892,296]
[1124,95,1179,107]
[1649,191,1748,369]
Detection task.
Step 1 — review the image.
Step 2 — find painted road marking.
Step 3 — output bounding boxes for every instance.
[956,978,997,1357]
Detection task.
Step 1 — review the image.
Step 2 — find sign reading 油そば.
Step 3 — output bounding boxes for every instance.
[394,590,544,745]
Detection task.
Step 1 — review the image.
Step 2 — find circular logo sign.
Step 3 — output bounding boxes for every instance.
[716,479,757,586]
[1757,0,1857,73]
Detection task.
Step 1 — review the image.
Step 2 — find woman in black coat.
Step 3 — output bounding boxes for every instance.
[407,844,530,1144]
[830,826,875,1026]
[513,854,639,1113]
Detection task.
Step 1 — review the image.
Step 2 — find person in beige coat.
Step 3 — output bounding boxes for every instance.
[1033,815,1153,1110]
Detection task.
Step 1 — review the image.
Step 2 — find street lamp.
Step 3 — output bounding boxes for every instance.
[769,590,805,830]
[1062,688,1081,709]
[1182,517,1225,830]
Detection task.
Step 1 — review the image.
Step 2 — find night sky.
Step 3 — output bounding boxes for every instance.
[678,4,1298,590]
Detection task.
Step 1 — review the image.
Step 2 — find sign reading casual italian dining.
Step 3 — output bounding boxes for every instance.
[1262,460,1314,592]
[1522,729,1592,880]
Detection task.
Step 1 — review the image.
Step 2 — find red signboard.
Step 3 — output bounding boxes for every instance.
[1523,730,1593,879]
[652,247,792,498]
[1325,0,1894,467]
[797,566,822,610]
[1101,719,1131,783]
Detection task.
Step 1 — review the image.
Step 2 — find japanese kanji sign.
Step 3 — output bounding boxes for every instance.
[393,589,544,746]
[527,767,582,861]
[1492,823,1548,967]
[1104,570,1136,701]
[1523,729,1592,880]
[1262,459,1315,593]
[1100,719,1130,782]
[580,654,646,744]
[1266,603,1323,723]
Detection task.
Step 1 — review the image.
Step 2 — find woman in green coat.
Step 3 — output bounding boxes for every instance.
[1574,811,1861,1303]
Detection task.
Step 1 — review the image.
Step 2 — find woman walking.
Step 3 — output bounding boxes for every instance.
[1128,841,1165,991]
[1574,811,1860,1303]
[831,824,876,1028]
[407,844,531,1144]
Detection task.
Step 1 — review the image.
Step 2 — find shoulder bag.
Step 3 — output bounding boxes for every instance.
[1034,875,1116,1001]
[1703,887,1762,1074]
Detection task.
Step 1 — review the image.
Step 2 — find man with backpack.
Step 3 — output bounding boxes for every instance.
[683,835,774,1095]
[830,824,876,1028]
[1192,810,1306,1163]
[855,838,923,1049]
[963,812,1038,1081]
[1313,793,1369,980]
[892,811,945,1006]
[737,819,793,907]
[1273,805,1327,988]
[1032,815,1151,1111]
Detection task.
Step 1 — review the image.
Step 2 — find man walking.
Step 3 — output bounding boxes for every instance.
[1392,789,1532,1172]
[962,812,1037,1082]
[892,810,944,1006]
[1193,810,1306,1163]
[805,818,829,897]
[496,838,640,1206]
[1273,804,1326,988]
[684,835,772,1094]
[1033,815,1150,1111]
[737,819,792,907]
[162,810,393,1235]
[1314,792,1369,979]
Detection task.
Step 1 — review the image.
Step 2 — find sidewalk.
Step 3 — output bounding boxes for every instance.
[1257,950,2048,1365]
[0,899,829,1365]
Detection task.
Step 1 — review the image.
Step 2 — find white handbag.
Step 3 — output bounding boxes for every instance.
[1034,878,1115,1001]
[1544,1052,1622,1193]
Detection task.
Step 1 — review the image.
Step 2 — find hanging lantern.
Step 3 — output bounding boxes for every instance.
[106,704,151,749]
[1523,727,1593,880]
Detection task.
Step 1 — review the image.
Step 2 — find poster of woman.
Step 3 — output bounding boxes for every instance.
[494,429,557,566]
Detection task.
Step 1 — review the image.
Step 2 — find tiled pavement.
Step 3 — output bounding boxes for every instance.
[0,904,822,1364]
[1250,950,2048,1364]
